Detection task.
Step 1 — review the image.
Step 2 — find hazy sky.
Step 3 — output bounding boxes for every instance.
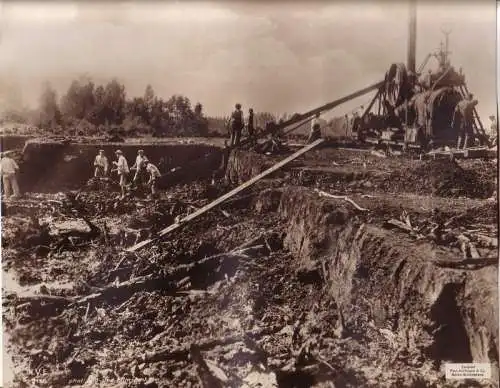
[0,0,497,122]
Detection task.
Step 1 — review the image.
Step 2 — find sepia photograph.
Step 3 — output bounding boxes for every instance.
[0,0,498,387]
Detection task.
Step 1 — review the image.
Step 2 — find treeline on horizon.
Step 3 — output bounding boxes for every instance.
[0,76,295,138]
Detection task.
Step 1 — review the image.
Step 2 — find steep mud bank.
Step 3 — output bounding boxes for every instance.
[274,186,499,381]
[19,140,222,192]
[0,135,33,151]
[224,149,305,185]
[225,149,274,185]
[226,148,497,199]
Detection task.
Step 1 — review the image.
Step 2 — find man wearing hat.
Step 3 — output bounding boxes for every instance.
[0,151,20,199]
[112,150,129,199]
[145,160,161,198]
[131,149,149,185]
[453,93,478,149]
[308,113,322,144]
[93,149,109,178]
[228,103,244,147]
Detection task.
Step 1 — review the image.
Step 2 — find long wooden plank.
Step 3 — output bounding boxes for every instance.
[126,138,325,252]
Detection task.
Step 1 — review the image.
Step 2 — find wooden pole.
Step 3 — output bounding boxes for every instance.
[407,0,417,74]
[126,138,325,252]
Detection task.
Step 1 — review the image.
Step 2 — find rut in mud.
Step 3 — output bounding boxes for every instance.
[2,146,498,388]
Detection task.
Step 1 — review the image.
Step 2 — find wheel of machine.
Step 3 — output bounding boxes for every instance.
[384,63,410,108]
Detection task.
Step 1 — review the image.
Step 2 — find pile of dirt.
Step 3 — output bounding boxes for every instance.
[379,159,495,198]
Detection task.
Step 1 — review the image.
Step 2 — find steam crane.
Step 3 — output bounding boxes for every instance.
[241,0,488,152]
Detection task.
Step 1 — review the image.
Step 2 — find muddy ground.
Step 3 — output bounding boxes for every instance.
[2,145,499,388]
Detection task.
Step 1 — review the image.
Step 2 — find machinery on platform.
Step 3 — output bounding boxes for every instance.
[354,31,488,151]
[249,1,490,153]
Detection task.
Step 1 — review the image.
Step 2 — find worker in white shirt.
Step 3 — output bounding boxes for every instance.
[93,149,109,178]
[307,113,322,144]
[0,152,20,199]
[111,150,129,199]
[131,149,149,185]
[145,161,161,198]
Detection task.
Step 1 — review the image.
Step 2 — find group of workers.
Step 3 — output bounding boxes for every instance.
[227,103,325,150]
[227,104,255,147]
[93,149,161,199]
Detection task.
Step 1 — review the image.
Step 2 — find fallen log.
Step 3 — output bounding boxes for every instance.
[314,189,369,212]
[6,294,71,307]
[243,334,270,368]
[140,325,282,364]
[232,231,275,252]
[469,242,480,259]
[190,345,226,388]
[474,234,498,248]
[433,257,498,268]
[75,252,248,306]
[74,275,176,305]
[384,219,414,233]
[12,246,259,312]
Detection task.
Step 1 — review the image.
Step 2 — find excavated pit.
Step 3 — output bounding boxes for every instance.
[19,139,223,192]
[2,144,498,387]
[0,135,33,152]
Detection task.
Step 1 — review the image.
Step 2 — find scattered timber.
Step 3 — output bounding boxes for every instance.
[127,138,325,252]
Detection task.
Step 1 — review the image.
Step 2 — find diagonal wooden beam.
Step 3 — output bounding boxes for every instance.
[126,138,325,252]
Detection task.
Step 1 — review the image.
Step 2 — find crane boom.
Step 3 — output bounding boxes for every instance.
[237,80,384,147]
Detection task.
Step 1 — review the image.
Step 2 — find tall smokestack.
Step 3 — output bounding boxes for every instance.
[407,0,417,73]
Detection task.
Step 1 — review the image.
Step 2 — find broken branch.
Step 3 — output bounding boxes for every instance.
[314,189,369,211]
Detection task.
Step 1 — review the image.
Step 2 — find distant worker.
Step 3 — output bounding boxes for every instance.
[351,111,362,133]
[0,152,20,199]
[229,103,244,147]
[247,108,255,144]
[145,160,161,198]
[453,93,478,149]
[93,149,109,178]
[307,113,322,144]
[489,115,498,145]
[112,150,129,199]
[131,149,149,184]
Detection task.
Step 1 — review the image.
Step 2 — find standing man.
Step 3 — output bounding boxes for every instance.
[489,115,498,146]
[247,108,255,144]
[453,93,478,149]
[93,149,109,178]
[112,150,129,199]
[131,149,149,185]
[307,113,322,144]
[229,103,244,147]
[351,111,362,133]
[145,160,161,198]
[0,152,20,199]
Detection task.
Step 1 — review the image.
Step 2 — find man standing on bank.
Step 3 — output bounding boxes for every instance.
[247,108,255,145]
[229,103,244,147]
[0,151,21,199]
[307,113,322,144]
[453,93,478,150]
[145,160,161,198]
[93,149,109,178]
[131,149,149,185]
[112,150,129,199]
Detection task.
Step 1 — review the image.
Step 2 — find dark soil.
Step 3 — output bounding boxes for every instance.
[2,144,498,388]
[380,159,496,198]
